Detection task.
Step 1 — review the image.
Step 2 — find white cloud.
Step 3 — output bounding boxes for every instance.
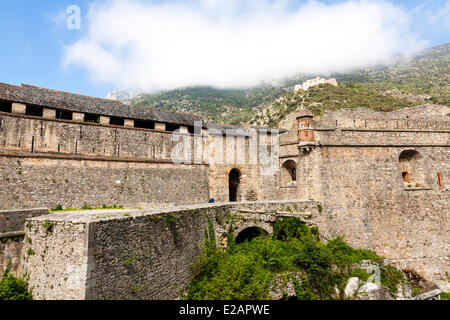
[63,0,427,92]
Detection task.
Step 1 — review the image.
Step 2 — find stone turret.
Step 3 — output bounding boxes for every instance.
[296,109,315,151]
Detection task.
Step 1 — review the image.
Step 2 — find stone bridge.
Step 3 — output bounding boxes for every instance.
[214,200,321,248]
[17,200,321,300]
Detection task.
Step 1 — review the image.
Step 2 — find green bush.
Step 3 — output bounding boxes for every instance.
[380,265,406,293]
[440,292,450,300]
[166,213,177,228]
[0,262,32,300]
[294,241,336,299]
[185,218,405,300]
[273,218,319,242]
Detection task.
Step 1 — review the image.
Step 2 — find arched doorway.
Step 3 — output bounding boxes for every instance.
[235,227,269,244]
[229,168,241,202]
[281,160,297,186]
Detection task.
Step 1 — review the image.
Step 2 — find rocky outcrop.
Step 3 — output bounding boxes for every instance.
[344,277,361,299]
[343,275,440,300]
[413,289,442,300]
[269,272,304,300]
[356,282,394,300]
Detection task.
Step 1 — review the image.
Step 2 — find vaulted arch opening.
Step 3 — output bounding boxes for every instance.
[282,160,297,186]
[235,227,269,244]
[229,168,241,202]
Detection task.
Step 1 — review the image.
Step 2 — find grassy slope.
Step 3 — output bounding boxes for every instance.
[334,43,450,106]
[129,85,288,125]
[249,83,419,127]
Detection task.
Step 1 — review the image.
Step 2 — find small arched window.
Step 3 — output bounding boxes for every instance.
[282,160,297,186]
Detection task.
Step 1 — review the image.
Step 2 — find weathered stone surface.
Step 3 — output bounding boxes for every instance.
[395,283,413,300]
[344,277,361,299]
[0,208,50,274]
[269,272,304,300]
[356,282,394,300]
[0,156,210,210]
[0,85,448,299]
[22,200,318,300]
[413,289,441,300]
[279,106,450,287]
[0,82,204,127]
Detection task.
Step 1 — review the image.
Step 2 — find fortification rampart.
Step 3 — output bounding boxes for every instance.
[206,129,281,203]
[0,112,211,210]
[0,156,210,210]
[0,82,448,296]
[0,209,49,274]
[318,118,449,130]
[316,105,450,130]
[314,129,450,146]
[295,145,449,288]
[276,109,449,289]
[21,200,319,300]
[0,112,203,162]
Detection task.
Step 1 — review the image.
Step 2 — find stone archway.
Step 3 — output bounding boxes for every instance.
[235,227,269,244]
[281,160,297,186]
[233,222,273,244]
[229,168,241,202]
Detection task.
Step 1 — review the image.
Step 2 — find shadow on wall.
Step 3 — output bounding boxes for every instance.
[235,227,269,244]
[399,149,426,188]
[229,168,241,202]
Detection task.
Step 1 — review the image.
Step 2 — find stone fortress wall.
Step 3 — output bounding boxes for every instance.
[22,200,320,300]
[206,128,282,203]
[0,209,50,274]
[0,82,448,298]
[0,83,215,210]
[279,106,450,288]
[0,83,282,209]
[0,113,211,209]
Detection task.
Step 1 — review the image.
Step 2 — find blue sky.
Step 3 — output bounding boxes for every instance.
[0,0,449,98]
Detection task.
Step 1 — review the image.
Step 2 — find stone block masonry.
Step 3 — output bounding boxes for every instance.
[21,200,320,300]
[0,208,50,274]
[0,112,211,209]
[0,81,448,297]
[303,145,449,289]
[0,112,197,162]
[0,156,210,210]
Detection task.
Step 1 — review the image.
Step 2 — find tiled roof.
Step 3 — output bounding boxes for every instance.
[0,83,204,127]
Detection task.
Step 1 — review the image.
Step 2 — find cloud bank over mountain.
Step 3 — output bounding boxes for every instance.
[63,0,439,92]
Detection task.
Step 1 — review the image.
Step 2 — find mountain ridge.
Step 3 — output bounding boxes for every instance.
[110,43,449,126]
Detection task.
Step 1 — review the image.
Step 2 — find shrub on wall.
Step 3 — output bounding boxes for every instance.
[184,218,408,300]
[0,261,32,300]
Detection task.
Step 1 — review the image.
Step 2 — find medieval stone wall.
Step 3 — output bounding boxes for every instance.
[276,107,449,289]
[0,209,50,274]
[20,218,91,300]
[300,144,449,288]
[315,129,450,145]
[206,132,281,203]
[21,200,316,300]
[0,156,210,210]
[0,113,210,210]
[0,112,200,161]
